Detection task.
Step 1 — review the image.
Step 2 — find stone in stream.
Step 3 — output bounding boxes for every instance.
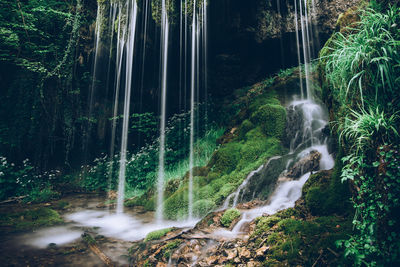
[285,150,321,178]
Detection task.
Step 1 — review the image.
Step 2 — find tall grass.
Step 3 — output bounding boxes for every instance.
[340,106,399,155]
[163,127,225,181]
[323,6,400,107]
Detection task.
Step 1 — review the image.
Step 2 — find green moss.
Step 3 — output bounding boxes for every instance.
[303,163,351,216]
[209,142,241,174]
[0,207,63,231]
[164,185,188,220]
[259,215,353,266]
[253,215,280,236]
[251,104,286,138]
[125,194,155,211]
[144,228,173,242]
[239,119,254,139]
[161,240,182,259]
[220,208,241,227]
[193,199,216,218]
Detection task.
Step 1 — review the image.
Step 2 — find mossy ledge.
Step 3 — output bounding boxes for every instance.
[0,207,63,232]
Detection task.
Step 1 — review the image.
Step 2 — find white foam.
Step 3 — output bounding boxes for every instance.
[23,226,82,248]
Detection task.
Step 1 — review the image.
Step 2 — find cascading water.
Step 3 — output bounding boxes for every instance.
[216,0,334,236]
[116,0,138,214]
[156,0,170,223]
[188,0,197,220]
[188,0,207,220]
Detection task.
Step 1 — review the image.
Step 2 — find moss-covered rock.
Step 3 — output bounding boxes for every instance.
[208,142,241,174]
[0,207,63,231]
[302,161,351,216]
[144,228,173,242]
[220,208,241,227]
[251,104,286,138]
[238,119,254,139]
[164,186,189,220]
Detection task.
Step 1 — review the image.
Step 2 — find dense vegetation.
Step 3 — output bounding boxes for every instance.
[0,0,399,266]
[320,2,400,265]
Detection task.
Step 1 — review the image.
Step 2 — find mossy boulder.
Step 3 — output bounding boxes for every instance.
[208,142,241,174]
[164,186,188,220]
[220,208,241,227]
[251,104,286,138]
[239,119,254,139]
[144,228,173,242]
[303,164,351,216]
[0,207,63,231]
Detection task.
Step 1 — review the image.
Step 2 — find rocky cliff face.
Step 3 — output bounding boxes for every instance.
[208,0,361,96]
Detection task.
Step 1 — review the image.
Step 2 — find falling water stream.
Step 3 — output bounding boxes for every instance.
[156,0,170,224]
[16,0,334,261]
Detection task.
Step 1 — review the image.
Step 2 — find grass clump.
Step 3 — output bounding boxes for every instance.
[220,208,241,227]
[323,6,400,108]
[144,228,173,242]
[0,207,63,231]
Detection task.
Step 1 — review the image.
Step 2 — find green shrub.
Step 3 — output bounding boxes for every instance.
[220,208,241,227]
[323,6,400,108]
[144,228,173,242]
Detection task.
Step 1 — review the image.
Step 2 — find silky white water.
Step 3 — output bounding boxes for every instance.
[116,0,138,214]
[156,0,170,224]
[215,98,334,238]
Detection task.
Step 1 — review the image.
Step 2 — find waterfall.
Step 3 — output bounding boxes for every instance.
[294,0,315,99]
[115,0,138,214]
[215,0,334,236]
[188,0,197,220]
[156,0,170,223]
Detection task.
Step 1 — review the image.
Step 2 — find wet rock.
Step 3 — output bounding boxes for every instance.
[247,260,260,267]
[226,248,238,260]
[205,255,218,265]
[256,246,269,257]
[286,151,321,178]
[238,247,251,259]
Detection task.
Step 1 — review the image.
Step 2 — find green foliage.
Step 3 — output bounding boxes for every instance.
[220,208,240,227]
[144,228,173,242]
[260,216,352,266]
[193,199,216,218]
[238,119,254,139]
[80,123,224,196]
[251,104,286,138]
[303,168,351,216]
[130,112,158,142]
[340,106,399,155]
[323,6,400,108]
[24,186,60,203]
[320,5,400,265]
[0,156,61,202]
[0,207,63,231]
[338,144,400,265]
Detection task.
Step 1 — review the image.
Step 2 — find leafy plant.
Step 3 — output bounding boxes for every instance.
[323,6,400,108]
